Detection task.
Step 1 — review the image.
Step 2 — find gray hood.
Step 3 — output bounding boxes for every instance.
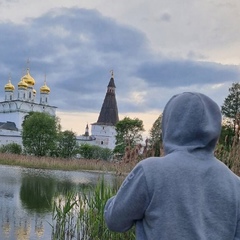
[162,92,222,155]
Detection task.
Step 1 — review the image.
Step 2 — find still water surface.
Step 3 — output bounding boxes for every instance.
[0,165,117,240]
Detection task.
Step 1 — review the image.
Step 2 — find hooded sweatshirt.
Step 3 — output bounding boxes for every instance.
[104,92,240,240]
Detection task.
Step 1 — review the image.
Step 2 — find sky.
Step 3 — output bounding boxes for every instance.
[0,0,240,137]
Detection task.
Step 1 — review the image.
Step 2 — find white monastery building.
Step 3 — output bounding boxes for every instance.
[0,66,119,150]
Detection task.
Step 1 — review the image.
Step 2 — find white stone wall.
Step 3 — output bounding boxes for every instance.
[91,124,116,150]
[0,100,56,130]
[0,130,22,146]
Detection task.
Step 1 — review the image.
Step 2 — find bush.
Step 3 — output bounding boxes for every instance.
[0,143,22,154]
[77,144,113,161]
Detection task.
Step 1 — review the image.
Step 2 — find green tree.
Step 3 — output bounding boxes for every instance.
[114,117,144,155]
[148,114,163,156]
[222,82,240,129]
[22,112,59,156]
[221,82,240,143]
[57,130,78,158]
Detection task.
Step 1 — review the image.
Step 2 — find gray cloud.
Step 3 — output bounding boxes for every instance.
[0,7,239,116]
[136,60,240,88]
[160,12,171,22]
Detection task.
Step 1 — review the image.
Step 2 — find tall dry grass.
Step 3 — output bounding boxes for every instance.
[0,153,134,175]
[215,132,240,176]
[120,134,240,177]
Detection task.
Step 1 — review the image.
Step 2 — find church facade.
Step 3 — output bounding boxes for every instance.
[0,67,56,146]
[0,66,119,150]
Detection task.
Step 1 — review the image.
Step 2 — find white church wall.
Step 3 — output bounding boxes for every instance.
[0,130,22,146]
[91,124,116,150]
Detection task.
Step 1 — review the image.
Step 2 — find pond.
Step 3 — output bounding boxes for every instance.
[0,165,118,240]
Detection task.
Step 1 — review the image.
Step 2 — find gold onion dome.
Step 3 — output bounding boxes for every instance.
[4,79,15,91]
[33,89,37,95]
[18,79,28,89]
[21,68,35,86]
[40,81,50,93]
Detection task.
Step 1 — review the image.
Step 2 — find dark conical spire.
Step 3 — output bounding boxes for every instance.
[84,124,89,136]
[95,71,119,126]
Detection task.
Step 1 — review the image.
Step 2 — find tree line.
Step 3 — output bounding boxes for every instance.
[1,82,239,160]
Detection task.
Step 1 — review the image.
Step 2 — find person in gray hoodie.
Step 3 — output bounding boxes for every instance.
[104,92,240,240]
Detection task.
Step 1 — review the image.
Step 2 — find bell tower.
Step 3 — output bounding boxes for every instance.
[91,71,119,149]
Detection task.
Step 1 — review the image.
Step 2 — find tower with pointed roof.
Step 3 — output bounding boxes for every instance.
[91,71,119,150]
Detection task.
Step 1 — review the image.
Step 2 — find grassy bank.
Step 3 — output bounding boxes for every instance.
[0,153,135,175]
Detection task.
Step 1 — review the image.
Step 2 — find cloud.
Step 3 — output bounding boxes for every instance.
[0,6,239,119]
[136,60,240,88]
[159,12,171,22]
[0,8,149,108]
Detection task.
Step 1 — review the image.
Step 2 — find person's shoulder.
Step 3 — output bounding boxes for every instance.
[137,156,168,173]
[140,156,164,165]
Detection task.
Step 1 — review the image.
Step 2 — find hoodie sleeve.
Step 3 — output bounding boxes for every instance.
[104,163,150,232]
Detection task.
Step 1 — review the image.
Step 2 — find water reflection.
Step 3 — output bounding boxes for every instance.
[0,165,117,240]
[20,175,55,213]
[1,204,46,240]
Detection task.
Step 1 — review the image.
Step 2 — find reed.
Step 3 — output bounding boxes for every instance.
[51,179,135,240]
[51,192,79,240]
[215,131,240,176]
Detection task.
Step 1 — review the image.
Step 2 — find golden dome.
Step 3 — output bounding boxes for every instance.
[21,68,35,86]
[18,79,28,89]
[4,79,15,91]
[40,81,50,93]
[33,89,37,95]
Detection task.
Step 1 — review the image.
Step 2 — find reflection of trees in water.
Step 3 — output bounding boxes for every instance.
[56,180,94,196]
[20,176,56,213]
[20,175,96,214]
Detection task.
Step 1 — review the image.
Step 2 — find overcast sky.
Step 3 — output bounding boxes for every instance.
[0,0,240,136]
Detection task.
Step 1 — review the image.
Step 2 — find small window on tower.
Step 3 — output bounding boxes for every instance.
[101,141,104,145]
